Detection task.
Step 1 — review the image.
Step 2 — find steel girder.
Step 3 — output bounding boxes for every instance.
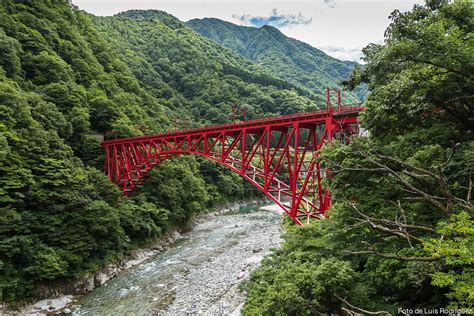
[102,104,362,225]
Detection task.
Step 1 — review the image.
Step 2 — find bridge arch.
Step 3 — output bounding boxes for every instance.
[102,104,362,225]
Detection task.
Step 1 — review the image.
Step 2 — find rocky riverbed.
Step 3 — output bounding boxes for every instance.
[64,204,283,315]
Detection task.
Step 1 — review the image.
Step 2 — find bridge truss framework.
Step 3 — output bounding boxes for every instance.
[102,101,362,225]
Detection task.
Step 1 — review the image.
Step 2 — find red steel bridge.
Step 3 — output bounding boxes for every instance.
[102,93,363,225]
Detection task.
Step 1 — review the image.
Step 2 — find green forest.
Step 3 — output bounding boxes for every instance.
[187,17,367,102]
[0,0,322,304]
[0,0,472,313]
[242,0,474,314]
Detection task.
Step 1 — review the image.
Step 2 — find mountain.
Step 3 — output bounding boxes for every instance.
[92,10,320,123]
[0,4,319,302]
[187,18,366,101]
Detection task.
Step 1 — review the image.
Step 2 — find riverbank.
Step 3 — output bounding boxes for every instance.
[2,230,184,315]
[73,204,283,315]
[0,200,276,315]
[157,208,283,315]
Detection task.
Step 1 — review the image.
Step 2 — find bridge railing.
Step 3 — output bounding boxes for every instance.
[174,103,363,133]
[103,103,363,145]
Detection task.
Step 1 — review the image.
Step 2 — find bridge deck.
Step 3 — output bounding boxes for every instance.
[102,103,363,146]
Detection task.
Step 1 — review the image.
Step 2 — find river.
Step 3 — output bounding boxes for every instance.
[69,204,282,315]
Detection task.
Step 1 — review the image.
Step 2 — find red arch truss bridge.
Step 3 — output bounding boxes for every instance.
[102,103,363,225]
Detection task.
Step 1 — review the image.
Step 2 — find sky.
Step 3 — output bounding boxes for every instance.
[71,0,424,63]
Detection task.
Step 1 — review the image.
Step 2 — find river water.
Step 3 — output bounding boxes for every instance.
[71,205,282,315]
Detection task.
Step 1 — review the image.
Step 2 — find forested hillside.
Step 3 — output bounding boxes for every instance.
[2,0,470,311]
[243,0,474,314]
[92,10,318,124]
[0,1,322,304]
[187,18,366,102]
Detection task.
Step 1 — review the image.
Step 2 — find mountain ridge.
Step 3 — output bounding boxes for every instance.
[99,9,323,119]
[187,17,366,101]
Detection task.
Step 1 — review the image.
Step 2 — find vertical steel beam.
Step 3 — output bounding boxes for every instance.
[290,123,299,218]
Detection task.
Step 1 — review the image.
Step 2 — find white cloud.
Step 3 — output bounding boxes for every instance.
[323,0,336,9]
[232,8,312,28]
[319,46,363,62]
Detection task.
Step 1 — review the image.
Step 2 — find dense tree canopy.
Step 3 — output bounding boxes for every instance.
[243,1,473,314]
[92,10,319,125]
[0,0,305,303]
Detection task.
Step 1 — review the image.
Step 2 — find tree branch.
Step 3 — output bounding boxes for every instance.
[468,173,472,207]
[335,295,392,315]
[443,95,474,106]
[348,204,425,245]
[344,249,444,262]
[376,153,438,179]
[372,158,449,213]
[398,57,466,77]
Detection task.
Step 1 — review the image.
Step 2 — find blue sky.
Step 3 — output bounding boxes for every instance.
[71,0,424,62]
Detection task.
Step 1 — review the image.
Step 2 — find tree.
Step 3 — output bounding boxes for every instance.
[0,29,21,77]
[23,51,73,85]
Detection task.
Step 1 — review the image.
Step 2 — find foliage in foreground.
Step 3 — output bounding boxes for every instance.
[243,1,474,314]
